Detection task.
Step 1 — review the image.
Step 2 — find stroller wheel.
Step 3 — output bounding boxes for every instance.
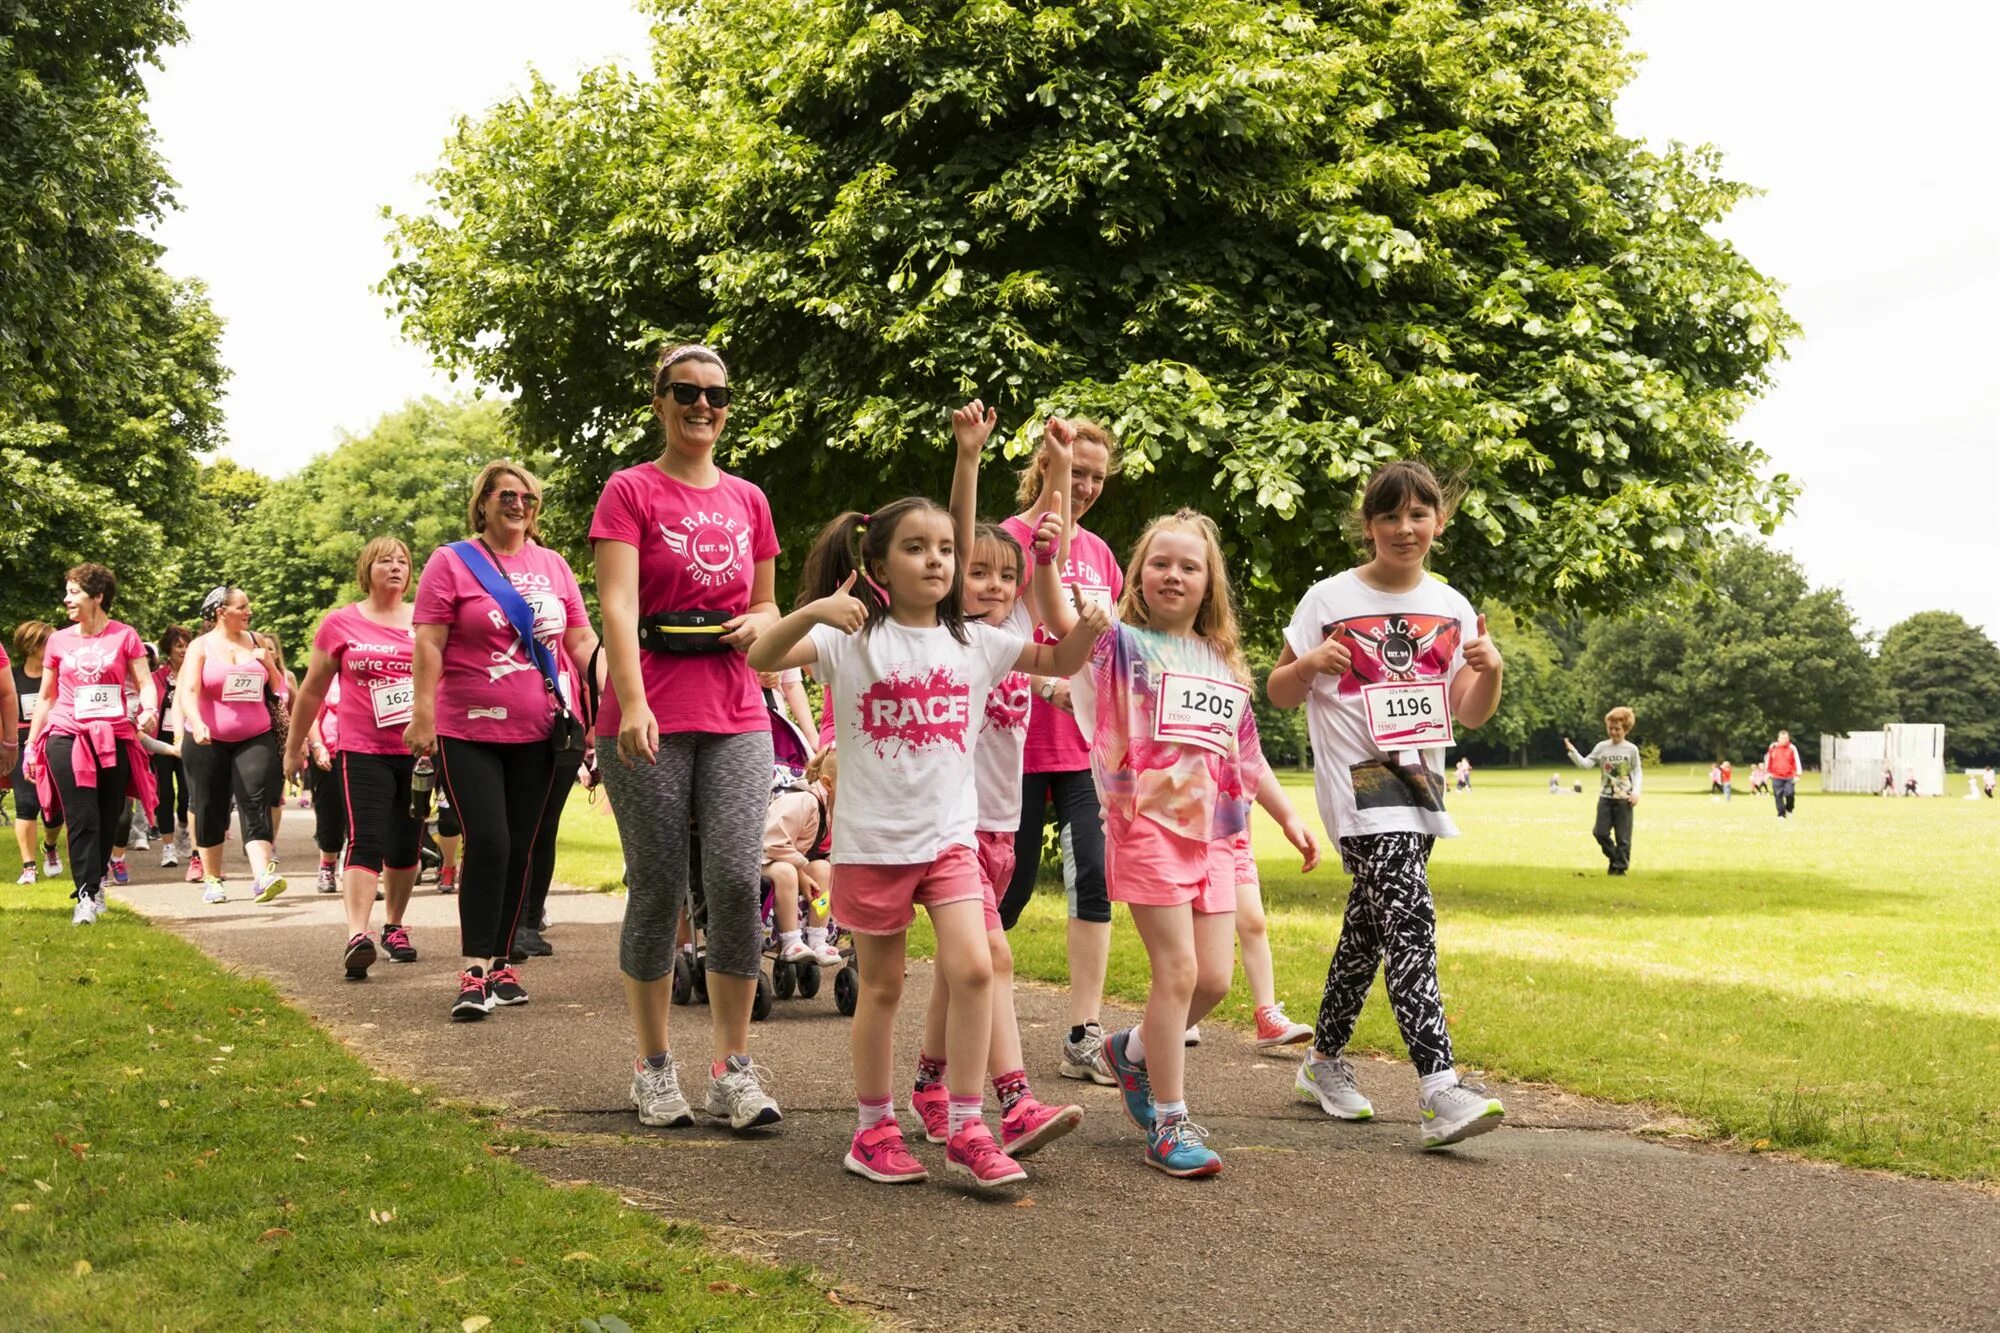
[833,962,859,1017]
[796,960,822,999]
[773,961,797,999]
[751,969,774,1022]
[671,952,692,1006]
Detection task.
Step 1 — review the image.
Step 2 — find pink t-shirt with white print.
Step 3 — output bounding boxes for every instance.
[808,618,1023,864]
[413,542,589,744]
[312,603,415,756]
[588,463,779,738]
[999,516,1121,774]
[43,623,148,739]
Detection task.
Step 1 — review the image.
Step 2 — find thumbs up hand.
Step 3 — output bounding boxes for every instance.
[815,569,869,634]
[1463,612,1503,674]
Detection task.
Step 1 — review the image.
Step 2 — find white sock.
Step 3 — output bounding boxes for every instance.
[1125,1025,1148,1064]
[1418,1069,1459,1099]
[947,1094,983,1136]
[778,929,802,950]
[857,1096,894,1128]
[804,926,827,948]
[1154,1098,1188,1122]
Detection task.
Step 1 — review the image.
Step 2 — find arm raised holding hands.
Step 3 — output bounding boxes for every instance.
[949,399,999,568]
[1013,583,1108,681]
[747,571,866,674]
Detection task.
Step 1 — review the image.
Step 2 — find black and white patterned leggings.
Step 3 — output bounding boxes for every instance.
[1313,832,1454,1077]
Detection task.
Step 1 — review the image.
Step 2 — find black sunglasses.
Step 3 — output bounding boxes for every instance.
[662,382,733,408]
[495,488,541,509]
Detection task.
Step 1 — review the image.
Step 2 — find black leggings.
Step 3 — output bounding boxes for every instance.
[45,735,131,899]
[151,750,188,834]
[1314,832,1454,1077]
[309,759,348,857]
[185,731,280,846]
[341,751,419,875]
[12,737,61,827]
[436,736,577,961]
[1000,767,1109,927]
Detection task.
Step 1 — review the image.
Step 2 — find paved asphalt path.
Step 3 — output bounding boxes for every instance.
[92,812,1999,1331]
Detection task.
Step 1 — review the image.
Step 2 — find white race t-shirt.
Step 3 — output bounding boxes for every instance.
[809,619,1024,864]
[1284,569,1478,840]
[973,604,1034,832]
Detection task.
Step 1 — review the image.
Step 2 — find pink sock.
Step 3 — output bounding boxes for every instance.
[947,1094,982,1137]
[992,1068,1030,1111]
[914,1051,946,1091]
[857,1096,894,1128]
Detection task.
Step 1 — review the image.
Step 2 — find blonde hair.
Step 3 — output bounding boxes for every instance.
[467,459,546,542]
[805,745,838,788]
[13,620,53,661]
[1605,706,1635,729]
[1014,417,1118,510]
[1116,508,1250,686]
[355,536,413,596]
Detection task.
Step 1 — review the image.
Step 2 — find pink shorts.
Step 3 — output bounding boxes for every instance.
[974,830,1015,932]
[1104,813,1237,915]
[1231,831,1258,890]
[832,843,985,936]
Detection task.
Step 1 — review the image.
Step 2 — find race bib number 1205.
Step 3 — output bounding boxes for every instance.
[1153,671,1250,756]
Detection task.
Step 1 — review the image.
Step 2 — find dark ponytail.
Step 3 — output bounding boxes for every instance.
[795,498,969,644]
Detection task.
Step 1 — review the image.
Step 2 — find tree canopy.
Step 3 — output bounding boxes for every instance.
[384,0,1797,619]
[1877,611,2000,766]
[0,0,227,630]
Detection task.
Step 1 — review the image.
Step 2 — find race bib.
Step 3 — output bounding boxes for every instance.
[73,683,121,721]
[18,691,37,720]
[369,677,414,728]
[1073,584,1114,613]
[1153,671,1250,756]
[221,668,264,703]
[1360,680,1453,750]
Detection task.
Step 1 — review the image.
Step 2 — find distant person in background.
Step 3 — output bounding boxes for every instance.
[1707,762,1722,799]
[1564,707,1642,875]
[1454,757,1471,791]
[1548,773,1561,795]
[1750,762,1768,795]
[1764,729,1802,820]
[1881,764,1896,797]
[1718,758,1732,802]
[1984,767,1995,798]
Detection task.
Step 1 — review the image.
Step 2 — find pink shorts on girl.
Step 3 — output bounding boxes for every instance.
[974,829,1015,932]
[833,843,984,936]
[1105,811,1237,915]
[1232,830,1258,891]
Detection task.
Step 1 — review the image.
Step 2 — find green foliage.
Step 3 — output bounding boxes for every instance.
[1877,611,2000,765]
[1568,539,1885,761]
[0,0,227,630]
[1249,653,1308,766]
[384,0,1795,617]
[1459,604,1574,760]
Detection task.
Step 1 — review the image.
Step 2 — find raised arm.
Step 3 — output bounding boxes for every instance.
[1561,737,1599,769]
[1013,585,1109,679]
[948,400,998,576]
[748,573,864,674]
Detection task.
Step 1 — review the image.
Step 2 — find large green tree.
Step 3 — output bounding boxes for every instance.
[384,0,1796,615]
[1877,612,2000,766]
[0,0,227,629]
[1567,539,1883,763]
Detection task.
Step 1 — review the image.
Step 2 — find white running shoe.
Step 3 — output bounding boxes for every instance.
[1059,1024,1116,1085]
[1183,1025,1202,1047]
[160,843,178,868]
[630,1060,695,1128]
[131,826,150,851]
[704,1055,782,1131]
[253,866,288,904]
[15,865,35,886]
[1418,1080,1506,1148]
[71,894,100,926]
[43,849,61,877]
[1296,1052,1375,1120]
[201,879,228,905]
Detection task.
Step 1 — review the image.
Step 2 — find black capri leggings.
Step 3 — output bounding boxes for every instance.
[185,731,280,846]
[151,749,188,834]
[340,751,419,875]
[12,740,62,826]
[1001,767,1109,928]
[45,735,130,898]
[309,758,348,857]
[436,736,577,961]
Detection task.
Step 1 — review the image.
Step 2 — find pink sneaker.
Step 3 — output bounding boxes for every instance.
[999,1096,1083,1158]
[184,851,203,884]
[945,1120,1026,1189]
[843,1119,928,1184]
[1254,1002,1313,1050]
[910,1084,950,1144]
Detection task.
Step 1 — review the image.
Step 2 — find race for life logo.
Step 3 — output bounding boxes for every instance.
[659,512,752,589]
[1321,613,1462,695]
[984,672,1031,733]
[857,666,972,756]
[68,637,121,682]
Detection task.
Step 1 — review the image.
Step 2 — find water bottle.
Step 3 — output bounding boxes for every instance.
[410,756,434,820]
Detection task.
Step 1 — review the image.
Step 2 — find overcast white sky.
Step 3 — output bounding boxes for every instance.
[145,0,1999,640]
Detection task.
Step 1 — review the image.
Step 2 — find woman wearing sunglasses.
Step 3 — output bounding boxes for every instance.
[406,460,599,1021]
[591,344,783,1133]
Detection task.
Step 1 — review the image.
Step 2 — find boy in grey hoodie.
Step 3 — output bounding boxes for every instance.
[1564,707,1642,875]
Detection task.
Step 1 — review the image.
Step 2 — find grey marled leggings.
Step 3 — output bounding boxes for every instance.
[596,730,772,982]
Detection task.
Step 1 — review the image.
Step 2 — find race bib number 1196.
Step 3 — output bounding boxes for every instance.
[1360,680,1453,751]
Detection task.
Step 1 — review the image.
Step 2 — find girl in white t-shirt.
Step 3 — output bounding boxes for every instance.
[749,495,1105,1190]
[1265,460,1509,1150]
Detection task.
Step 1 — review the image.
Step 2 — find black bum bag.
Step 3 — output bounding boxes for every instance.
[639,611,735,654]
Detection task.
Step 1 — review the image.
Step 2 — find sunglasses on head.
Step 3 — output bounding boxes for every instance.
[494,488,541,509]
[662,382,733,408]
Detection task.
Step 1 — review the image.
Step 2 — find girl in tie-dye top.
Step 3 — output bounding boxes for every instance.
[1035,504,1312,1182]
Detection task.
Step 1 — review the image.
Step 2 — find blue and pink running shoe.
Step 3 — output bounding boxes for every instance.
[1104,1028,1154,1132]
[1146,1114,1222,1179]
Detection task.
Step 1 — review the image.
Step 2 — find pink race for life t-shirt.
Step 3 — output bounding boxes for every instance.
[413,542,590,745]
[312,603,415,755]
[44,623,147,739]
[998,516,1122,774]
[588,463,779,738]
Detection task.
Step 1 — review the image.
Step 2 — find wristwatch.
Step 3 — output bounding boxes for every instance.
[1038,680,1056,701]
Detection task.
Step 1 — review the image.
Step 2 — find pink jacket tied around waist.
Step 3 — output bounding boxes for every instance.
[28,721,158,818]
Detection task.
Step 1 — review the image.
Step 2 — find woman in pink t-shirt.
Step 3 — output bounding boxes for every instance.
[288,537,422,982]
[996,416,1124,1084]
[20,563,159,923]
[592,343,784,1132]
[178,586,288,905]
[408,460,598,1022]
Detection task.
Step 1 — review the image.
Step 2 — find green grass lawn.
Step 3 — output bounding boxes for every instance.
[0,885,852,1330]
[1000,767,1996,1182]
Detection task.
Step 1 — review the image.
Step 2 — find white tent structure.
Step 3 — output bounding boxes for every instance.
[1822,724,1946,795]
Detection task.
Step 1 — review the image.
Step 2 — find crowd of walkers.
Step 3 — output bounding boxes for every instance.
[8,342,1517,1187]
